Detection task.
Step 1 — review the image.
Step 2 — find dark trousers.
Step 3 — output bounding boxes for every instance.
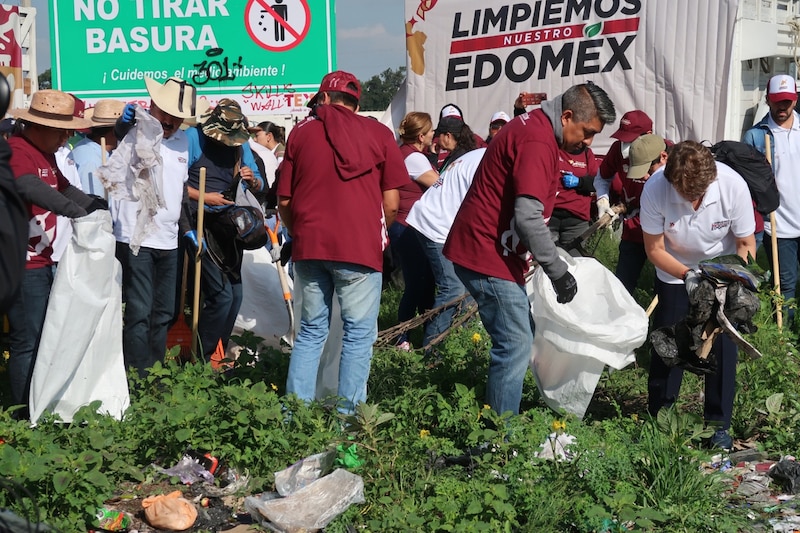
[388,222,434,330]
[615,239,648,295]
[117,243,178,378]
[6,266,53,406]
[197,255,243,358]
[648,279,738,429]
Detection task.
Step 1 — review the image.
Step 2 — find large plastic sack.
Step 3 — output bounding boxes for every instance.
[29,211,129,425]
[245,468,364,533]
[232,247,294,350]
[528,251,648,418]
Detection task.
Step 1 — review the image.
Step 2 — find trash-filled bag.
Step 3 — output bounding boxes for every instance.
[29,211,129,424]
[528,251,648,418]
[142,491,197,530]
[232,247,294,350]
[245,469,364,533]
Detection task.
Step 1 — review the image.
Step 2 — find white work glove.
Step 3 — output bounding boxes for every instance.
[683,269,702,296]
[596,197,618,222]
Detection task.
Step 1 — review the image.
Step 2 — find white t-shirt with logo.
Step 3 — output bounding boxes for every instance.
[407,148,486,244]
[112,128,189,250]
[640,162,755,284]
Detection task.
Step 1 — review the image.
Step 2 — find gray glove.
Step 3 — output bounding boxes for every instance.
[683,269,701,295]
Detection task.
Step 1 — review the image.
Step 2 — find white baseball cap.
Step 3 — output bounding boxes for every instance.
[767,74,798,102]
[440,104,462,119]
[490,111,511,124]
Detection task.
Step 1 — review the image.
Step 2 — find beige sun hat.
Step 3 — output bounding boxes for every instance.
[10,89,92,130]
[84,99,127,128]
[144,76,199,119]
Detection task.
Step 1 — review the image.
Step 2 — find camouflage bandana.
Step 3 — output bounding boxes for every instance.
[201,98,250,147]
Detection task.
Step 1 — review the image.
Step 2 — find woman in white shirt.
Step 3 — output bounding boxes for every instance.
[640,140,756,450]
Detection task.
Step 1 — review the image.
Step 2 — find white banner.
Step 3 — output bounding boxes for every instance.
[396,0,739,152]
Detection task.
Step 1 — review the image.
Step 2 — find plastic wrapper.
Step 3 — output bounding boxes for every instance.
[274,450,335,497]
[152,455,215,485]
[142,491,198,530]
[245,468,365,533]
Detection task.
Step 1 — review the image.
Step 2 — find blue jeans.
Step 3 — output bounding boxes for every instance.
[615,239,648,295]
[198,254,243,359]
[286,260,382,414]
[118,244,178,377]
[6,266,54,406]
[648,280,738,429]
[455,264,534,416]
[416,229,467,348]
[389,222,434,340]
[763,235,800,324]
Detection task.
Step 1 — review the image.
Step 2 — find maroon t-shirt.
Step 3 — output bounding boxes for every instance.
[554,147,599,221]
[8,135,71,269]
[443,109,559,284]
[599,139,626,203]
[277,105,409,271]
[396,143,429,226]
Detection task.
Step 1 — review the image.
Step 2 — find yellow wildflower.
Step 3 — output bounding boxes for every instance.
[483,404,491,411]
[551,420,566,432]
[270,383,278,392]
[471,333,482,344]
[419,429,431,439]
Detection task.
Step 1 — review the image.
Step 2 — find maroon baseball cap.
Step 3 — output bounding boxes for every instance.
[307,70,361,107]
[610,110,653,143]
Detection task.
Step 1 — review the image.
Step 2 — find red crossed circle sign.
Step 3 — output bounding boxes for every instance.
[245,0,311,52]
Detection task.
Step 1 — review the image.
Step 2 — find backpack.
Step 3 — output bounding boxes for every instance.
[709,140,779,215]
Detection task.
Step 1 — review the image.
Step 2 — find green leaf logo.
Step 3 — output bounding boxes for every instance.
[585,23,602,38]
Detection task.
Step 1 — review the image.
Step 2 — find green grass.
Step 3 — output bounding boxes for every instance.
[1,231,799,531]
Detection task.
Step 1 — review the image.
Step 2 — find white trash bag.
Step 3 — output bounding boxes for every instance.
[528,251,648,418]
[29,210,129,425]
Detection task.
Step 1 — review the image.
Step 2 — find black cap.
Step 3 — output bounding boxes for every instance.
[434,116,464,136]
[0,117,15,134]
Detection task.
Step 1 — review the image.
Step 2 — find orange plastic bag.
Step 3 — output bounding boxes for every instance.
[142,490,197,530]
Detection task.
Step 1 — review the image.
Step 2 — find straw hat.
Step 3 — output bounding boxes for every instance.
[144,76,198,119]
[84,99,126,128]
[200,98,249,147]
[10,89,92,130]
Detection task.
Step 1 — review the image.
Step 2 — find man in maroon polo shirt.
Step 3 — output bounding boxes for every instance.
[277,70,408,414]
[443,82,616,416]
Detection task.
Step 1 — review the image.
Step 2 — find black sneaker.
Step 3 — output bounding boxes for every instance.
[710,429,733,451]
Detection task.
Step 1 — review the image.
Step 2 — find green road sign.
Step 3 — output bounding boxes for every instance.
[50,0,336,112]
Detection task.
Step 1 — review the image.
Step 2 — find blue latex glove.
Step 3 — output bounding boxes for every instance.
[121,103,136,124]
[561,172,580,189]
[184,230,205,257]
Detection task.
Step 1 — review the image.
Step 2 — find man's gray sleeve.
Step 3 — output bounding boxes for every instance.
[514,195,567,280]
[15,174,87,218]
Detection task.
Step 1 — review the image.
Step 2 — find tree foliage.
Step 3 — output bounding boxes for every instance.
[38,69,51,90]
[359,66,406,112]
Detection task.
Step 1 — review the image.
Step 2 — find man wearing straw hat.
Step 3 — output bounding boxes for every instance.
[5,89,102,412]
[70,99,126,196]
[111,77,197,377]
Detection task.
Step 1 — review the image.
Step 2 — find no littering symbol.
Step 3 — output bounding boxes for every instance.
[245,0,311,52]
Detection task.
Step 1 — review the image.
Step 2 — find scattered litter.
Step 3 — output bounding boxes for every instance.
[142,490,198,530]
[245,468,365,533]
[769,515,800,532]
[770,458,800,494]
[152,454,215,485]
[94,507,132,531]
[198,467,250,498]
[535,433,577,461]
[335,443,364,469]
